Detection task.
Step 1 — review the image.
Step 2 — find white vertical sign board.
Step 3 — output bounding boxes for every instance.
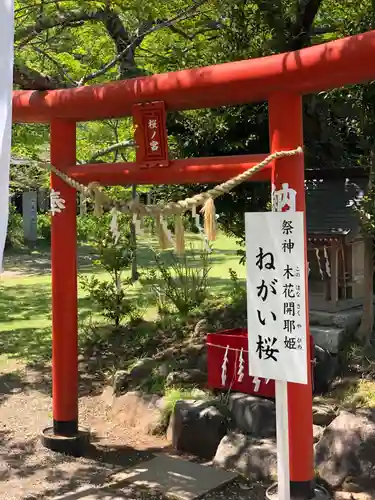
[245,211,308,384]
[245,210,308,500]
[0,0,14,272]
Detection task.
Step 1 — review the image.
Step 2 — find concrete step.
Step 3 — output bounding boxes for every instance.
[310,308,362,333]
[310,325,346,354]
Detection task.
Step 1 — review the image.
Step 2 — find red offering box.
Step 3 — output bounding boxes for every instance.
[206,328,275,398]
[207,329,315,398]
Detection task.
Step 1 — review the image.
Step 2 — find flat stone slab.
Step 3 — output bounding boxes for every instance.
[53,455,237,500]
[112,455,237,499]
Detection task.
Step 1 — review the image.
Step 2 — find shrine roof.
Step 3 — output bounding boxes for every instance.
[306,177,367,240]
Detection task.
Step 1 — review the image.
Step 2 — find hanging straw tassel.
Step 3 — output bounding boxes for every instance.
[95,197,104,216]
[175,213,185,255]
[139,214,145,233]
[155,214,173,250]
[87,182,104,216]
[132,213,143,235]
[201,197,217,241]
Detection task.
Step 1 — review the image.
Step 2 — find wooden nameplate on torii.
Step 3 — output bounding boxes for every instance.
[133,101,169,169]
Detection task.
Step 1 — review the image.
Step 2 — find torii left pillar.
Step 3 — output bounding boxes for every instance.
[41,119,89,455]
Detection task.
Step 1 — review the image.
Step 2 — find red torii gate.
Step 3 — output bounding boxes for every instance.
[12,29,375,499]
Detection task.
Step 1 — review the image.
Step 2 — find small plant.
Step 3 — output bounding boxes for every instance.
[127,294,149,324]
[78,315,109,352]
[228,268,246,307]
[5,204,23,249]
[145,247,211,316]
[163,386,209,415]
[80,212,138,328]
[144,268,171,316]
[81,275,135,327]
[234,235,246,265]
[141,368,167,394]
[37,213,51,242]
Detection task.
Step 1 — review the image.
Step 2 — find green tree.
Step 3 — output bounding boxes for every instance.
[13,1,371,176]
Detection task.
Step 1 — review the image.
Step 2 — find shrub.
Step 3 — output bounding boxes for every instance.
[76,214,100,242]
[36,213,118,245]
[144,247,211,316]
[81,275,136,327]
[80,212,139,327]
[37,213,51,242]
[5,204,23,249]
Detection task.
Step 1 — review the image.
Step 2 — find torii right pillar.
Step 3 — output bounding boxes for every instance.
[269,92,315,499]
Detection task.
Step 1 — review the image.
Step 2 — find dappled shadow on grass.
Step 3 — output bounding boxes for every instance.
[327,376,375,409]
[0,282,51,323]
[0,327,52,364]
[0,232,244,398]
[3,234,241,279]
[207,276,244,295]
[0,294,100,363]
[0,281,96,325]
[0,271,244,394]
[3,243,98,276]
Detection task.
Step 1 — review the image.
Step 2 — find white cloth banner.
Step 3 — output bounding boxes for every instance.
[0,0,14,272]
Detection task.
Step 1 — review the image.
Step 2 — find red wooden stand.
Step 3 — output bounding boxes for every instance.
[206,328,315,399]
[207,328,275,398]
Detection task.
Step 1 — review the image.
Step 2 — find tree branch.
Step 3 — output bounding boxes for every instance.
[79,0,209,85]
[32,45,78,86]
[289,0,324,50]
[98,10,138,77]
[88,140,136,162]
[168,21,222,41]
[14,1,209,90]
[13,60,66,90]
[16,7,144,81]
[15,9,100,45]
[14,7,133,87]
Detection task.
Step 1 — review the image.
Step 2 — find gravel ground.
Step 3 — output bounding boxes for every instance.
[0,360,268,500]
[0,361,365,499]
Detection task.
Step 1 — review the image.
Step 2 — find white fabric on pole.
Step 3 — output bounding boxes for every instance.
[0,0,14,272]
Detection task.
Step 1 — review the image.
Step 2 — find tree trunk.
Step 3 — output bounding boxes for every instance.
[357,236,374,346]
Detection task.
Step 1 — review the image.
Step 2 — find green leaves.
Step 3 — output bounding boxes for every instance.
[11,0,375,247]
[143,247,211,316]
[351,169,375,237]
[79,211,137,327]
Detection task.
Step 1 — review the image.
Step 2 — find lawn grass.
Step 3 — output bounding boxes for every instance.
[0,233,244,364]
